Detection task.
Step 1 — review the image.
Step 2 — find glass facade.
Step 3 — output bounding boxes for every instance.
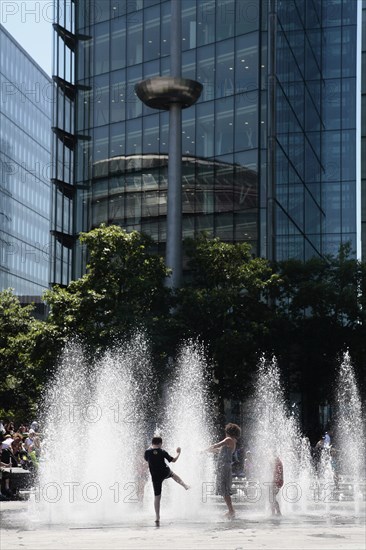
[51,0,362,284]
[275,0,359,260]
[0,24,52,296]
[362,0,366,259]
[320,0,359,257]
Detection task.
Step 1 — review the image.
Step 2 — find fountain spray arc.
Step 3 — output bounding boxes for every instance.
[162,341,215,519]
[335,351,365,512]
[135,0,202,288]
[35,334,155,525]
[249,356,314,515]
[249,354,365,517]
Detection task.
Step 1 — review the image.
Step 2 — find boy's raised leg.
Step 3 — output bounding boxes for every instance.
[171,472,190,490]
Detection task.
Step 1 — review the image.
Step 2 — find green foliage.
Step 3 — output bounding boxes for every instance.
[275,244,364,326]
[185,234,279,292]
[44,225,170,352]
[0,289,42,421]
[172,235,281,398]
[267,244,366,434]
[2,229,365,427]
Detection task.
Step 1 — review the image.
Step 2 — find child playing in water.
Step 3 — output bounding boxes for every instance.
[204,423,241,519]
[271,454,284,516]
[144,436,189,526]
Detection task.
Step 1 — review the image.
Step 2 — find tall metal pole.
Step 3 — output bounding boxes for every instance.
[134,0,202,289]
[166,0,182,288]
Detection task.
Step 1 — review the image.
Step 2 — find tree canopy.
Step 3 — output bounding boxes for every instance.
[1,228,365,428]
[44,224,170,352]
[0,289,42,420]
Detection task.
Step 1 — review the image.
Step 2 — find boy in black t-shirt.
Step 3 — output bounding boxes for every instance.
[144,436,189,525]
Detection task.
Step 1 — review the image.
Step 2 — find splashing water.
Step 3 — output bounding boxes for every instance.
[335,352,365,513]
[33,341,364,525]
[250,356,314,514]
[162,341,215,519]
[34,334,155,525]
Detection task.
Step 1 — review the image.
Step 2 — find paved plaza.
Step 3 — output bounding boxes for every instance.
[1,501,365,550]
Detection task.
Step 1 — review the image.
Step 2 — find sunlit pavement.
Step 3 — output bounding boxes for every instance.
[1,500,365,550]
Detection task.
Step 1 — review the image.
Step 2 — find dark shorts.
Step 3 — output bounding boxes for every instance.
[152,469,173,496]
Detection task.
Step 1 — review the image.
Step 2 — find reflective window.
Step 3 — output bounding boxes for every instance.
[94,74,109,126]
[216,0,235,41]
[110,70,126,123]
[143,114,159,154]
[0,26,51,294]
[94,22,110,75]
[111,17,126,71]
[182,1,196,50]
[197,45,215,102]
[160,1,170,57]
[126,118,142,155]
[144,5,160,61]
[197,0,216,46]
[110,122,125,157]
[63,0,359,278]
[216,98,234,155]
[127,10,143,65]
[196,102,214,158]
[126,65,142,119]
[93,125,109,162]
[235,32,259,92]
[216,39,234,98]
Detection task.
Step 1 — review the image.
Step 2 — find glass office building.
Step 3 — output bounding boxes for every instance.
[0,24,52,296]
[362,0,366,260]
[51,0,362,285]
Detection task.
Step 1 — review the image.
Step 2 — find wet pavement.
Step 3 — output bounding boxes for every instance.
[1,500,365,550]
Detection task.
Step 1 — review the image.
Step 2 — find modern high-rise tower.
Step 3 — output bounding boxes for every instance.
[50,0,363,286]
[0,24,52,297]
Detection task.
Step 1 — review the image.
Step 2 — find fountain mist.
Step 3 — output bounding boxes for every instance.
[335,351,365,512]
[250,356,314,514]
[162,341,215,519]
[35,333,155,525]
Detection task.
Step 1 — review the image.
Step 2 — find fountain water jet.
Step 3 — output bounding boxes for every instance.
[248,354,365,518]
[32,340,365,525]
[34,333,155,525]
[249,356,314,515]
[335,351,365,515]
[162,341,215,519]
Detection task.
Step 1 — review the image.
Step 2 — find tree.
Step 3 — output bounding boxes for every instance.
[44,225,171,353]
[0,289,42,421]
[270,244,366,437]
[172,234,281,399]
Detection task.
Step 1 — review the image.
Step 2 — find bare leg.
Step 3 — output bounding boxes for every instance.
[171,472,190,490]
[223,495,235,517]
[274,498,281,515]
[154,495,161,524]
[271,486,281,516]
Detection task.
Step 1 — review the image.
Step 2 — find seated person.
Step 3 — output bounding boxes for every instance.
[1,436,18,466]
[24,429,36,451]
[0,436,17,498]
[12,434,32,470]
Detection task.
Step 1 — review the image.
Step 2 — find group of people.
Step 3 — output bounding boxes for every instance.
[0,420,41,500]
[143,423,284,525]
[1,418,286,521]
